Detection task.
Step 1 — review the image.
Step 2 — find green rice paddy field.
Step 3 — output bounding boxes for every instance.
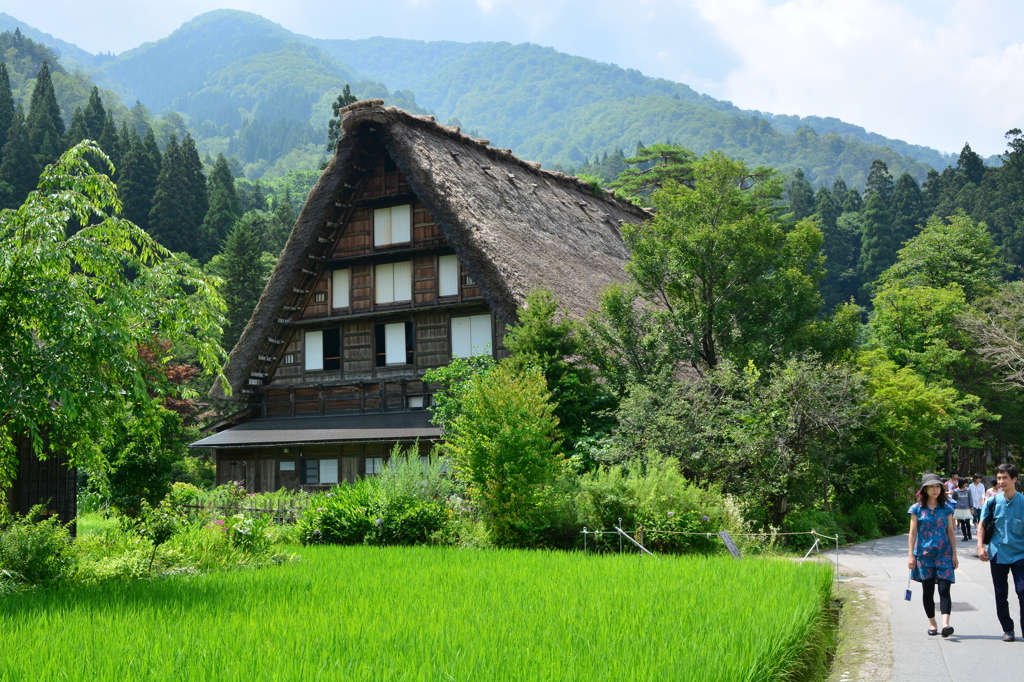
[0,546,833,681]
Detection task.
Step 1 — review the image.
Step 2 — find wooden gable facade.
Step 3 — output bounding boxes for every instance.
[191,101,649,492]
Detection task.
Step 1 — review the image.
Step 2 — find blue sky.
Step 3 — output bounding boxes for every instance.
[6,0,1024,157]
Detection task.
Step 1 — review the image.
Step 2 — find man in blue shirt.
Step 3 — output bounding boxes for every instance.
[978,463,1024,642]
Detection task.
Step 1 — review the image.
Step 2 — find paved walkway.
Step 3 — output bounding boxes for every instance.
[832,533,1024,680]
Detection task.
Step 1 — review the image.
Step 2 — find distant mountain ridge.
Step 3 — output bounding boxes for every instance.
[2,9,960,186]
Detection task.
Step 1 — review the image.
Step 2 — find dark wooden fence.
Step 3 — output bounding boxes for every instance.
[182,498,306,524]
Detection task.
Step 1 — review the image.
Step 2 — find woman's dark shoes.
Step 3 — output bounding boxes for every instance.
[1003,632,1016,642]
[928,628,939,636]
[941,626,954,638]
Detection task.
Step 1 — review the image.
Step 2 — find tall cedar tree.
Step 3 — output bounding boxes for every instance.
[0,111,37,209]
[99,111,120,171]
[858,160,896,296]
[148,135,188,252]
[120,125,161,232]
[326,84,358,151]
[220,212,272,350]
[890,173,926,246]
[150,134,207,259]
[199,154,241,261]
[787,168,815,220]
[83,87,105,140]
[0,64,14,161]
[26,60,65,175]
[67,108,88,147]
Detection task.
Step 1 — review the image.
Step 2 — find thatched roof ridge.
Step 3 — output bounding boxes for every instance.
[214,101,649,400]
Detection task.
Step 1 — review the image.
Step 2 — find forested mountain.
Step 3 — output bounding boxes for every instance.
[6,8,956,188]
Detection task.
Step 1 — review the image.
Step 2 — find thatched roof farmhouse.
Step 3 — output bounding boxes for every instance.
[191,101,649,490]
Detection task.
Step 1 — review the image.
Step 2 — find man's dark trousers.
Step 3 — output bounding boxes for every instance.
[991,557,1024,633]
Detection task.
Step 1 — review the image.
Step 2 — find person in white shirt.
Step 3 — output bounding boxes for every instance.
[970,474,986,527]
[946,472,960,496]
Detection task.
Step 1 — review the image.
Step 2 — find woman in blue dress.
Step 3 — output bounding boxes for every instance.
[908,472,959,637]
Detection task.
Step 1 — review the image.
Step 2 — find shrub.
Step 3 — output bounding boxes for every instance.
[782,508,843,551]
[0,506,72,584]
[297,484,375,545]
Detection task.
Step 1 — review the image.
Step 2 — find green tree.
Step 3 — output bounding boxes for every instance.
[149,134,209,258]
[26,60,65,174]
[787,168,815,221]
[82,86,105,140]
[878,213,1002,302]
[445,363,564,547]
[502,289,616,446]
[0,63,15,158]
[198,153,241,260]
[0,142,226,493]
[218,211,274,349]
[119,126,161,232]
[326,84,358,151]
[623,151,823,370]
[0,111,36,210]
[608,143,694,202]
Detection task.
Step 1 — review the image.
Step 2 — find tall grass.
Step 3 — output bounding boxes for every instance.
[0,546,832,681]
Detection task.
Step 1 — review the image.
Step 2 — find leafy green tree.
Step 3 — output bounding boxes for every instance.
[623,151,822,370]
[502,289,616,446]
[878,213,1002,302]
[198,154,241,260]
[445,363,563,547]
[608,143,694,202]
[326,84,358,151]
[218,211,274,349]
[26,60,65,174]
[0,142,226,494]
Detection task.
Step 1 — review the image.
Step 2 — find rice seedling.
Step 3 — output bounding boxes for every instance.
[0,546,832,681]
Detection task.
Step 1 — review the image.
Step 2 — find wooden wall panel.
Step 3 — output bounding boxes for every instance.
[350,264,373,312]
[415,312,449,369]
[413,254,436,305]
[333,209,372,258]
[301,273,329,318]
[343,321,374,373]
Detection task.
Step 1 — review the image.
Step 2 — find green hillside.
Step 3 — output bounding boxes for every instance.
[4,9,960,187]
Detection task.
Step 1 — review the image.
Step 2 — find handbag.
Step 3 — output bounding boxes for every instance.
[980,495,998,545]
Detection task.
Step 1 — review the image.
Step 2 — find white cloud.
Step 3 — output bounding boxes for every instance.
[687,0,1024,155]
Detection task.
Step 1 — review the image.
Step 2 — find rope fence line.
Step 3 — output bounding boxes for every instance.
[580,526,843,576]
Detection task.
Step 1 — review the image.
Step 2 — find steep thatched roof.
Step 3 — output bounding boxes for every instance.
[215,101,650,400]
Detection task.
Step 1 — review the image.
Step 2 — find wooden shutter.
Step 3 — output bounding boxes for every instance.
[320,459,339,485]
[451,316,472,358]
[373,207,391,246]
[375,263,394,303]
[438,255,458,296]
[385,322,406,364]
[332,268,350,308]
[305,330,324,371]
[471,314,492,356]
[390,204,411,243]
[393,261,412,302]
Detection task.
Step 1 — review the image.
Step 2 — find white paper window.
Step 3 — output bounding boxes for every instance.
[375,261,412,303]
[320,459,339,485]
[373,204,411,246]
[305,330,324,370]
[279,461,295,471]
[451,314,492,358]
[439,255,459,296]
[385,322,406,364]
[332,268,350,308]
[407,395,424,409]
[365,457,383,475]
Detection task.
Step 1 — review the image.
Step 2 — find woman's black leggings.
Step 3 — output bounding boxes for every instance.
[921,578,952,618]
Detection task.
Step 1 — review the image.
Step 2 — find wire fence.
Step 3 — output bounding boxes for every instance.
[180,500,306,524]
[580,522,842,575]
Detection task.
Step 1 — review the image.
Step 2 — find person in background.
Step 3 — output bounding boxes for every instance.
[985,479,1001,505]
[946,472,960,496]
[978,463,1024,643]
[953,479,973,542]
[909,473,959,638]
[970,474,986,527]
